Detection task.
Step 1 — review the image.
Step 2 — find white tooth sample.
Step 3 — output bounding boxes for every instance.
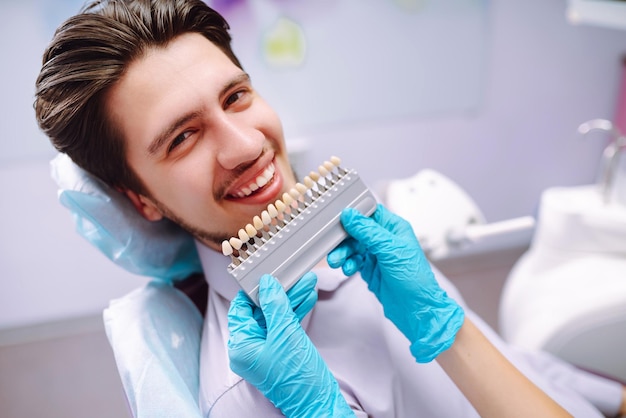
[229,237,243,250]
[323,161,334,172]
[267,204,278,218]
[308,171,320,181]
[289,188,300,199]
[261,210,272,225]
[253,215,264,230]
[222,240,233,256]
[318,165,329,177]
[238,228,249,242]
[275,199,287,213]
[282,192,293,206]
[330,156,341,166]
[296,183,308,195]
[245,223,257,238]
[303,176,314,188]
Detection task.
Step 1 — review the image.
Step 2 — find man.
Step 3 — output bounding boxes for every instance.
[36,1,625,416]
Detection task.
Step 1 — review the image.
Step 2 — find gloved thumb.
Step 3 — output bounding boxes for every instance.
[257,275,296,332]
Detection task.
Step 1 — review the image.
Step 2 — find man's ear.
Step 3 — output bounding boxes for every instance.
[121,189,164,222]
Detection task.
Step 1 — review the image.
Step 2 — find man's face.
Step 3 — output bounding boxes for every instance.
[106,33,295,251]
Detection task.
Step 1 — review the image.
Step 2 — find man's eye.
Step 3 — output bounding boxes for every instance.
[225,91,244,107]
[168,131,191,153]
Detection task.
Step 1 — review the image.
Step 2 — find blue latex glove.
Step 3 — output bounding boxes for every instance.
[327,204,465,363]
[228,273,355,418]
[50,153,202,283]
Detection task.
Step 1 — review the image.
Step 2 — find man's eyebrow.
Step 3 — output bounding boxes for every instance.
[147,73,251,157]
[223,72,251,96]
[148,111,201,156]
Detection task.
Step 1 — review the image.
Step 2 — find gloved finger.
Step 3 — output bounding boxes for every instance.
[286,271,318,322]
[327,237,365,267]
[327,238,366,276]
[327,238,355,268]
[341,253,364,276]
[257,274,297,332]
[227,290,265,347]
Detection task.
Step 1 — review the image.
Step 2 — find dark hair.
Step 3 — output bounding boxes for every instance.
[35,0,242,192]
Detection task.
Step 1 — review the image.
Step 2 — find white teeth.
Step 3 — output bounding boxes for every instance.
[231,163,275,198]
[257,165,275,188]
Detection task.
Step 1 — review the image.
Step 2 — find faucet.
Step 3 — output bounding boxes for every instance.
[578,119,626,204]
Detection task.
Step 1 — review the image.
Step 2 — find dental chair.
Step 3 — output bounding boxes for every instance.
[51,153,207,417]
[499,120,626,384]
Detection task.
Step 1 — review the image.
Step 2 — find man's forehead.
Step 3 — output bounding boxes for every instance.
[106,33,242,147]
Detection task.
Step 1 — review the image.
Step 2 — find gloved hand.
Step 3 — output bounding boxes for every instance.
[228,273,355,418]
[327,204,465,363]
[50,153,202,283]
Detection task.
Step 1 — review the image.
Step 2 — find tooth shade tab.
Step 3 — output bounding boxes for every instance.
[318,165,329,177]
[245,224,257,237]
[253,216,264,230]
[282,193,294,206]
[238,228,249,242]
[296,183,308,195]
[267,204,278,218]
[303,176,314,188]
[261,210,272,224]
[308,171,320,182]
[222,240,233,256]
[323,161,334,172]
[229,237,243,250]
[289,188,300,199]
[330,156,341,166]
[275,199,287,213]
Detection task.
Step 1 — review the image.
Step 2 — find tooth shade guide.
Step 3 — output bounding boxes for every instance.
[224,156,377,306]
[223,157,375,288]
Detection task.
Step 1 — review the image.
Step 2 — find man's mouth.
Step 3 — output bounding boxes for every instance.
[227,163,276,198]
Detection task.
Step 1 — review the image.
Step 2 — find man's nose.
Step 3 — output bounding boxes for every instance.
[215,116,264,170]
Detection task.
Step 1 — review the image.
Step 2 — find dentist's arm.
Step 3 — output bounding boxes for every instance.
[328,204,572,418]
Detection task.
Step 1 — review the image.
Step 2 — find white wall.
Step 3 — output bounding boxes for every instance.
[1,0,625,329]
[297,0,626,223]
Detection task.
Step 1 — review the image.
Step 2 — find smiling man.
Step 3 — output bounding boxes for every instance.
[107,32,293,248]
[35,1,626,417]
